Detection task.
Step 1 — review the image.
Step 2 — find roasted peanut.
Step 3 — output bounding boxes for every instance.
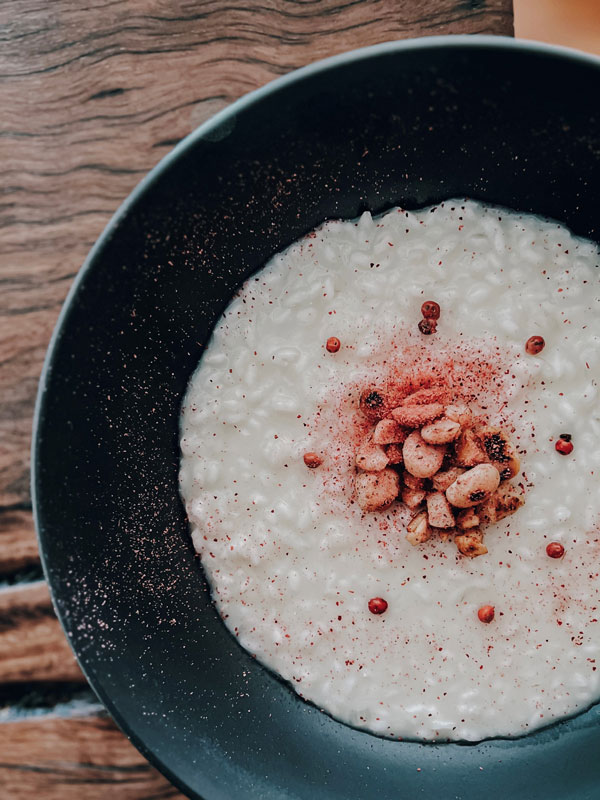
[402,486,427,510]
[432,466,465,492]
[356,437,389,472]
[477,483,524,524]
[454,428,489,467]
[477,426,520,480]
[402,431,446,478]
[456,507,480,530]
[455,528,488,558]
[445,464,501,508]
[399,386,450,406]
[373,418,407,445]
[359,387,390,421]
[421,417,461,444]
[355,468,400,512]
[385,443,404,465]
[445,403,473,426]
[403,472,426,491]
[426,491,455,528]
[391,403,445,428]
[406,510,432,546]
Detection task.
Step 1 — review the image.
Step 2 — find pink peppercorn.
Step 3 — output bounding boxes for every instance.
[546,542,565,559]
[555,437,573,455]
[525,335,545,355]
[421,300,441,320]
[477,605,495,623]
[368,597,388,615]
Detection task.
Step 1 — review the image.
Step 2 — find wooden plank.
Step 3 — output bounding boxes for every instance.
[0,714,186,799]
[0,509,39,574]
[0,3,514,797]
[0,0,513,511]
[0,582,84,683]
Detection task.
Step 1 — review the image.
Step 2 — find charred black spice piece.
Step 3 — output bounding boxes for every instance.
[469,490,486,502]
[482,432,508,462]
[359,387,389,421]
[362,391,384,410]
[418,319,437,335]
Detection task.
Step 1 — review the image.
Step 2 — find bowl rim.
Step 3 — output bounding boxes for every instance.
[31,33,600,800]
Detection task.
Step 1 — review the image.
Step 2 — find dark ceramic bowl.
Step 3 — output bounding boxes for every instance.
[33,36,600,800]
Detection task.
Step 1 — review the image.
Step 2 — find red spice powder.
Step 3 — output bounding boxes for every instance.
[307,331,523,545]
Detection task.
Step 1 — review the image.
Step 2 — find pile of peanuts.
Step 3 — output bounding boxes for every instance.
[354,386,524,557]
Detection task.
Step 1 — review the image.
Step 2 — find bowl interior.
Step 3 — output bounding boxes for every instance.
[34,38,600,800]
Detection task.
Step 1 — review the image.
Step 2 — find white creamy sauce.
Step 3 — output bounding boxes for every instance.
[179,200,600,741]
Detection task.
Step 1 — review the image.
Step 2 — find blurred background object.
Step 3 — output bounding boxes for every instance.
[515,0,600,54]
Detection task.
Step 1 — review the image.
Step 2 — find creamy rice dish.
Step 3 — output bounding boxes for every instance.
[179,200,600,741]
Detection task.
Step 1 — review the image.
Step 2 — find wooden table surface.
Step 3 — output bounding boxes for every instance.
[0,1,513,796]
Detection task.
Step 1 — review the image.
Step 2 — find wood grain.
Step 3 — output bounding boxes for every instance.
[0,0,513,515]
[0,3,514,797]
[0,509,39,574]
[0,715,185,798]
[0,582,83,683]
